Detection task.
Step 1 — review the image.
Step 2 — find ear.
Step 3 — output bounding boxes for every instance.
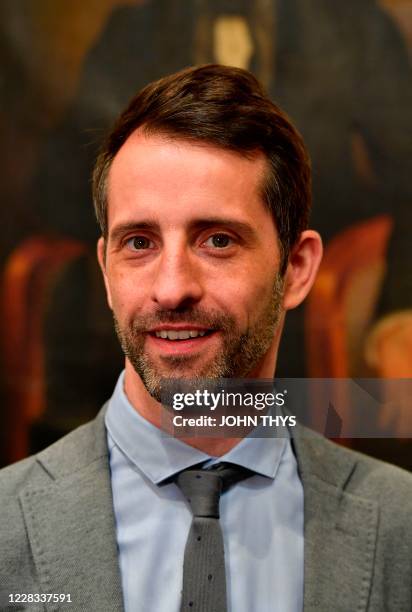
[282,230,323,311]
[97,236,113,310]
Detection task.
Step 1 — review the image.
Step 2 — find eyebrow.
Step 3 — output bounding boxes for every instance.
[109,217,258,243]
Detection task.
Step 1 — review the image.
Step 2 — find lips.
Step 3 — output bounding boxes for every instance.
[147,327,217,354]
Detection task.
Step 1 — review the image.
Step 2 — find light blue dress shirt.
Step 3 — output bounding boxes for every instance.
[105,372,304,612]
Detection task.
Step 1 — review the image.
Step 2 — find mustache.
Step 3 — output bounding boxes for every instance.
[128,308,236,333]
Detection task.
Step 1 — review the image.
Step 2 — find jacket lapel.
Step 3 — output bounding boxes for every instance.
[293,430,378,612]
[19,408,124,611]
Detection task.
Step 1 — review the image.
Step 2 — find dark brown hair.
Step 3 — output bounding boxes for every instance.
[92,64,311,273]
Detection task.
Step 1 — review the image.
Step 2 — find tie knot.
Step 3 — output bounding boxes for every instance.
[175,463,253,518]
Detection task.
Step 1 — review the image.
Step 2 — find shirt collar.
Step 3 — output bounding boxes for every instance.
[105,371,288,485]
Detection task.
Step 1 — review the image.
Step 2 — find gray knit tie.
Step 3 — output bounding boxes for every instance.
[175,463,253,612]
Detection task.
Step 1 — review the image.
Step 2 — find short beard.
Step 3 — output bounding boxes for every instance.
[114,273,284,402]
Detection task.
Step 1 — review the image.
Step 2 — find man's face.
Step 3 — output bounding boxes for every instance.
[99,132,285,400]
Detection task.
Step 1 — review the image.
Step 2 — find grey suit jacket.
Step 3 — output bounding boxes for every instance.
[1,406,412,611]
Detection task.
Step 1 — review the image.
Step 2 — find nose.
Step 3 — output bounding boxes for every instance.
[150,245,203,310]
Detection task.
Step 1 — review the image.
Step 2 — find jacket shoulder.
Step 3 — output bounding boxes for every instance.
[333,440,412,505]
[0,409,107,496]
[295,429,412,514]
[318,437,412,538]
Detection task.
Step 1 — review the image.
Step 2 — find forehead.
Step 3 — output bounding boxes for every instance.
[107,130,270,230]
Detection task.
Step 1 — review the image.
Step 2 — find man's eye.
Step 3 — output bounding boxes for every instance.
[204,233,233,248]
[126,236,154,250]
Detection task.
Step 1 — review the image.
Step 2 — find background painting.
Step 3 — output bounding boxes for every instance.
[1,0,411,467]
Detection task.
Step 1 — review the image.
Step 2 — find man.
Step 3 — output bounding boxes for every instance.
[1,65,411,611]
[24,1,412,445]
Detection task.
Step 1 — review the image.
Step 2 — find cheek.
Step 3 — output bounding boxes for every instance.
[210,273,274,324]
[107,273,145,315]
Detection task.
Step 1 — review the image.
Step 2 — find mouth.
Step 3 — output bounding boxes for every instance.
[147,327,218,354]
